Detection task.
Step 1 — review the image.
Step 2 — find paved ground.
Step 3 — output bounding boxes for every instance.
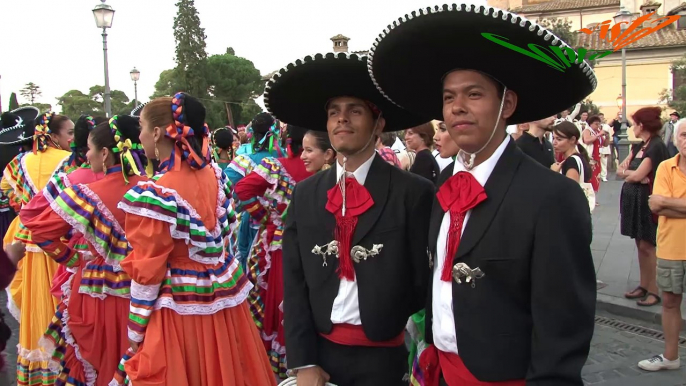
[584,311,686,386]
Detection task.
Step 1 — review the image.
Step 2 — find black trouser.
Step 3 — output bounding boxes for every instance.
[317,335,408,386]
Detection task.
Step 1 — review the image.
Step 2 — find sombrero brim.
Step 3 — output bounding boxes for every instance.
[368,3,598,125]
[131,102,148,117]
[264,52,430,132]
[0,106,39,145]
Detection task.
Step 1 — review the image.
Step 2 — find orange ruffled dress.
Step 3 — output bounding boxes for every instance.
[26,166,146,386]
[118,160,276,386]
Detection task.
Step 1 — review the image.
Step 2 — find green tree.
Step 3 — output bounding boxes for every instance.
[88,86,131,116]
[151,68,184,98]
[173,0,208,97]
[20,82,42,104]
[8,92,19,111]
[538,17,575,46]
[57,90,101,117]
[22,102,52,112]
[580,99,600,115]
[659,55,686,114]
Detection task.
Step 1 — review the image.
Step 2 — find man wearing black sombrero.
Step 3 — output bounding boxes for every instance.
[368,4,596,386]
[267,52,434,385]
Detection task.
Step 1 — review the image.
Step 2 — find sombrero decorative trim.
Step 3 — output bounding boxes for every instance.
[264,52,430,132]
[367,3,598,124]
[0,106,40,145]
[130,102,149,117]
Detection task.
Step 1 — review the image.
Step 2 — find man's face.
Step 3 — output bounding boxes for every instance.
[326,96,383,155]
[598,114,605,123]
[442,70,516,154]
[677,122,686,157]
[671,115,679,123]
[580,112,588,122]
[590,121,600,130]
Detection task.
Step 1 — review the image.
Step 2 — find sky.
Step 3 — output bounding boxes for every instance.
[0,0,487,114]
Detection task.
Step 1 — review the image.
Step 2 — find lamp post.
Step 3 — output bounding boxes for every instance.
[93,0,115,117]
[130,67,140,108]
[614,6,633,162]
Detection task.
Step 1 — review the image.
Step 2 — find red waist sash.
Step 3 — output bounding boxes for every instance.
[420,345,526,386]
[320,323,404,347]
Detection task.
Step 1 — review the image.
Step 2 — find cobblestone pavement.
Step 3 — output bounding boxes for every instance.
[584,312,686,386]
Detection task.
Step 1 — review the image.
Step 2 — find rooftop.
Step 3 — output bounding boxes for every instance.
[576,27,686,50]
[668,1,686,14]
[512,0,620,13]
[330,34,350,41]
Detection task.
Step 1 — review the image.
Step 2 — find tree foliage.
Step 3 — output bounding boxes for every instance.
[20,82,42,104]
[173,0,208,97]
[659,55,686,115]
[151,47,265,129]
[8,93,19,111]
[580,99,600,115]
[57,86,132,118]
[538,17,576,46]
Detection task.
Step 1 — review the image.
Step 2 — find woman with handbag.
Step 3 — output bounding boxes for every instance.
[551,121,594,208]
[618,107,670,307]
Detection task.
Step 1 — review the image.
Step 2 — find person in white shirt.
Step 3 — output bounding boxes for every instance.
[598,113,613,181]
[368,6,596,385]
[269,52,434,386]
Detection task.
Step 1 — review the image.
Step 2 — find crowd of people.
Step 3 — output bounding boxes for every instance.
[0,4,684,386]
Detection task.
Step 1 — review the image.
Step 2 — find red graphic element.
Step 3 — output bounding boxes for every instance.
[579,12,679,51]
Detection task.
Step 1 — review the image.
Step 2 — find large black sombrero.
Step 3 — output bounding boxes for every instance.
[264,52,429,132]
[368,3,598,124]
[0,106,40,145]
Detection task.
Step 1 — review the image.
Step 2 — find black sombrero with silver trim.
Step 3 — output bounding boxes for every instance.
[368,3,598,124]
[0,106,40,145]
[264,52,429,132]
[131,102,148,117]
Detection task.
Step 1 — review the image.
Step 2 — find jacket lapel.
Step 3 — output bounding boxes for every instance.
[429,163,454,252]
[352,155,390,246]
[317,166,338,239]
[456,140,523,259]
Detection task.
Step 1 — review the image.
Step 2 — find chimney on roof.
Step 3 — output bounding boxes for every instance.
[331,34,350,53]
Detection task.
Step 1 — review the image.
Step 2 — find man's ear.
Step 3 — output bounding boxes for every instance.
[501,90,518,121]
[375,116,386,134]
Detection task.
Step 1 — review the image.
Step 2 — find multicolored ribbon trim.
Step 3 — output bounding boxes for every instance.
[109,116,153,182]
[163,92,211,171]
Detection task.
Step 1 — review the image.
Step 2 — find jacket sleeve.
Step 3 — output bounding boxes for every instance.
[120,215,175,343]
[282,185,319,368]
[527,181,596,385]
[406,177,434,314]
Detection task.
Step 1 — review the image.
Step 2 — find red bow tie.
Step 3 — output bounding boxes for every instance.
[326,176,374,280]
[436,172,487,282]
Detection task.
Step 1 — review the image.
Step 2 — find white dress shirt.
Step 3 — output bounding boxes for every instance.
[329,152,376,325]
[432,136,510,354]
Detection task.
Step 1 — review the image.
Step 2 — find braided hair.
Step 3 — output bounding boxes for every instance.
[211,127,235,162]
[33,112,70,153]
[69,115,107,168]
[90,115,152,183]
[285,124,307,158]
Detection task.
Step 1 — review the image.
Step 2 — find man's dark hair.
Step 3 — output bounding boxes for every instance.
[380,132,396,147]
[587,115,602,125]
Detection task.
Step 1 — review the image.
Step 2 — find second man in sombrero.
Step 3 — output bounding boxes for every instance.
[267,52,434,386]
[368,4,597,386]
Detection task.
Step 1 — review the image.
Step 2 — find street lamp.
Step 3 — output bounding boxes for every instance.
[130,67,140,108]
[93,0,115,117]
[614,5,632,160]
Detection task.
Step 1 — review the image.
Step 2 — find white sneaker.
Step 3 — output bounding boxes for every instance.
[638,354,681,371]
[602,178,608,182]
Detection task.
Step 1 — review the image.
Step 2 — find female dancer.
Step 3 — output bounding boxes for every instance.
[582,115,604,196]
[2,112,73,385]
[26,115,150,386]
[21,115,108,298]
[225,113,284,269]
[234,125,313,378]
[211,126,235,171]
[118,93,275,385]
